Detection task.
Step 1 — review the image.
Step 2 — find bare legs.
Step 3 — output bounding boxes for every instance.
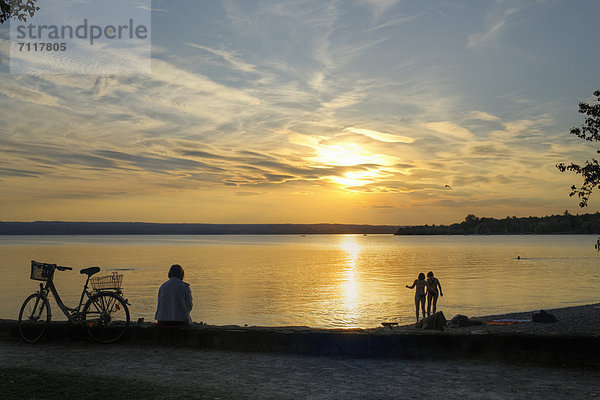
[427,293,439,316]
[414,296,426,321]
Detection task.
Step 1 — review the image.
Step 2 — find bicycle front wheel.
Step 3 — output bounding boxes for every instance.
[82,292,130,343]
[18,293,51,343]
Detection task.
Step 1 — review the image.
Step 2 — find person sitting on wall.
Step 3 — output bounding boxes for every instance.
[155,264,193,326]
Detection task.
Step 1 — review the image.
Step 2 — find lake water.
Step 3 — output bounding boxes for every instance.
[1,234,599,328]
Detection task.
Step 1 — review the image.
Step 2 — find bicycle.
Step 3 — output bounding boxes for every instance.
[18,260,130,344]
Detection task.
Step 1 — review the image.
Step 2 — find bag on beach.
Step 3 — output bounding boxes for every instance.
[531,310,557,323]
[449,314,484,327]
[421,311,447,331]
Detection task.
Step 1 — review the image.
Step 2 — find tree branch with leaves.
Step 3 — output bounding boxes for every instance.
[557,90,600,207]
[0,0,39,23]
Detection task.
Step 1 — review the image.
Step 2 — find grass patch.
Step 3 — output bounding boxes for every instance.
[0,367,231,399]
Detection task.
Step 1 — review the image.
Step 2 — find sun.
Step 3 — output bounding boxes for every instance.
[311,142,397,187]
[330,170,386,187]
[313,143,375,166]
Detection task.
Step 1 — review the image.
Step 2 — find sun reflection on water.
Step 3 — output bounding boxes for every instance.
[339,236,362,323]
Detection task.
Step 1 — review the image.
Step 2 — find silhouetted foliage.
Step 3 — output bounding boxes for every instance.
[0,0,39,23]
[394,213,600,235]
[557,90,600,207]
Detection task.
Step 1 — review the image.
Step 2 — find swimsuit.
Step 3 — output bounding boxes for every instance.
[412,279,427,301]
[427,278,439,297]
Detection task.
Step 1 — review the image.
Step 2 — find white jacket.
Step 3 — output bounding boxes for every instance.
[155,277,193,323]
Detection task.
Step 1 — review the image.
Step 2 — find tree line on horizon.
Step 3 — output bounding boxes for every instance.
[394,212,600,235]
[0,221,399,235]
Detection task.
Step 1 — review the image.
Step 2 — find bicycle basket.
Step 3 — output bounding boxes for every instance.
[90,272,123,291]
[30,261,55,281]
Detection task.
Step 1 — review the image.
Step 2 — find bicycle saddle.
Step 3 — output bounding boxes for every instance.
[80,267,100,276]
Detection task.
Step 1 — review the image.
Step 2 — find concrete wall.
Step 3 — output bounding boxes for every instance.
[2,320,598,368]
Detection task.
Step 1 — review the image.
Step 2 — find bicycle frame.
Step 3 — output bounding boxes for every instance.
[38,272,99,322]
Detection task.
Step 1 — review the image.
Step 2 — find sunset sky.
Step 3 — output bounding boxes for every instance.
[1,0,600,225]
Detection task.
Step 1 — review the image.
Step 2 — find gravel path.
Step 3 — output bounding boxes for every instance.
[1,341,599,400]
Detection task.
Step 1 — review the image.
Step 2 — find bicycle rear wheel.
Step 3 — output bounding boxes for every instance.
[82,292,130,343]
[18,293,51,343]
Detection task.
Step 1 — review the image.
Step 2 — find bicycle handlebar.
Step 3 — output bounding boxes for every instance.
[33,260,72,271]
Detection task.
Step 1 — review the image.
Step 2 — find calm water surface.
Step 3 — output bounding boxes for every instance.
[1,234,599,328]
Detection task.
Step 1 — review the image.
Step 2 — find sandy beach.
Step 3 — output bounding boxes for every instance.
[395,302,600,336]
[1,303,599,399]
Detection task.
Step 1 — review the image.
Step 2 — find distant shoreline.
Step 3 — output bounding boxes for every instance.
[3,218,600,235]
[394,212,600,235]
[0,221,398,235]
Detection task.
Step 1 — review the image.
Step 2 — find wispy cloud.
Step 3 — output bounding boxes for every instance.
[467,4,519,49]
[367,13,423,32]
[185,42,257,73]
[469,111,500,121]
[423,121,474,140]
[344,127,415,144]
[0,83,60,107]
[362,0,401,20]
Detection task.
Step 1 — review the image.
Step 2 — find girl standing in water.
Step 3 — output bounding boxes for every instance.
[406,273,427,321]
